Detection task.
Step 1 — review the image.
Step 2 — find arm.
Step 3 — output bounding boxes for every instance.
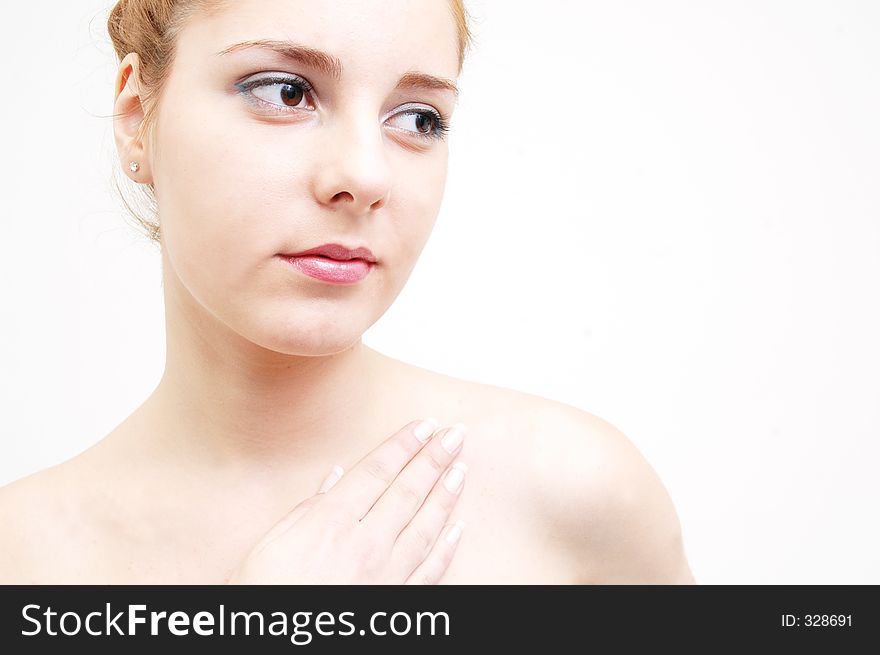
[527,401,696,584]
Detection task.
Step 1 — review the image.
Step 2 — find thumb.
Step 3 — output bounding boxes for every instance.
[317,464,345,494]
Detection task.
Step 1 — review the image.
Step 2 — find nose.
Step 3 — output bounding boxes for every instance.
[311,110,393,215]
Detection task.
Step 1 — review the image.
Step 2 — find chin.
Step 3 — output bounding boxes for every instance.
[217,296,381,357]
[247,323,366,358]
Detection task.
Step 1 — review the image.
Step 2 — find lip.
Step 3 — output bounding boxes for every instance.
[281,243,377,263]
[278,253,375,284]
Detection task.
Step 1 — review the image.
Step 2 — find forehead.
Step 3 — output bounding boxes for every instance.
[176,0,460,81]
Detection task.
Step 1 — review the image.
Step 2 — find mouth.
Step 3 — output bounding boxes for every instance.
[280,243,377,263]
[277,253,375,285]
[276,242,377,284]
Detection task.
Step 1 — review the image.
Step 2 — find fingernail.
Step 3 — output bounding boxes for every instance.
[318,464,345,493]
[414,417,440,443]
[443,461,467,494]
[446,519,466,545]
[440,423,467,454]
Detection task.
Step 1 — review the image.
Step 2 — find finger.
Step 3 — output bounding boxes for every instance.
[404,520,466,585]
[318,464,345,494]
[391,460,467,575]
[320,417,439,523]
[361,424,467,533]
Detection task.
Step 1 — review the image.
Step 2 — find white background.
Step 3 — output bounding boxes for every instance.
[1,1,878,584]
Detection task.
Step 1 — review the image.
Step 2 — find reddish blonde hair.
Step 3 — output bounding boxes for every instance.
[107,0,475,245]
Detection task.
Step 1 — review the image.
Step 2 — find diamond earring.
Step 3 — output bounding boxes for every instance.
[129,161,140,173]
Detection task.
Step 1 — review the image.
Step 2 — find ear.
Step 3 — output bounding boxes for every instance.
[113,52,154,184]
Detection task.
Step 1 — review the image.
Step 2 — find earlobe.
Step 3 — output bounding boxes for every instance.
[113,53,152,184]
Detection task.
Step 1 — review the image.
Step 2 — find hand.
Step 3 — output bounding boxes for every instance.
[227,418,468,584]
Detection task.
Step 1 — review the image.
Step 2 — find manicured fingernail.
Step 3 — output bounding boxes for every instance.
[441,423,467,454]
[446,519,466,545]
[318,465,344,493]
[414,417,440,443]
[443,461,467,493]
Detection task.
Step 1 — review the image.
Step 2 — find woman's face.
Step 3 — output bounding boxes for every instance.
[144,0,460,355]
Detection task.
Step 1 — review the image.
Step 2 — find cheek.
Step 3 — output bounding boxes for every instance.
[392,156,448,260]
[152,96,302,290]
[155,108,267,239]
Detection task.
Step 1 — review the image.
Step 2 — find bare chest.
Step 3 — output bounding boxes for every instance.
[24,480,573,584]
[11,372,580,584]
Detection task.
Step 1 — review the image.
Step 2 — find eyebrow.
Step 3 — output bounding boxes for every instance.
[217,39,459,99]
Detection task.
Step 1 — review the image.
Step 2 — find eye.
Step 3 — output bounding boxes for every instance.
[235,74,315,110]
[390,107,451,142]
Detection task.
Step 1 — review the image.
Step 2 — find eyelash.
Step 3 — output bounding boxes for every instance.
[235,74,451,142]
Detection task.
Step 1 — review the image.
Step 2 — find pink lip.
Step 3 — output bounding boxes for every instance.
[283,243,377,263]
[278,254,374,284]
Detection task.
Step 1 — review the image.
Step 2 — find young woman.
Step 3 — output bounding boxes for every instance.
[0,0,695,584]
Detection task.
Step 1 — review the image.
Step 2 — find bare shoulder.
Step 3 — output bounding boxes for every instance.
[393,359,695,583]
[508,392,696,584]
[0,461,95,584]
[0,469,58,583]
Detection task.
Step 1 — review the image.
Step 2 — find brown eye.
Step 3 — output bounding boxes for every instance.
[251,82,308,108]
[390,109,450,142]
[279,83,305,107]
[236,74,315,111]
[414,112,436,135]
